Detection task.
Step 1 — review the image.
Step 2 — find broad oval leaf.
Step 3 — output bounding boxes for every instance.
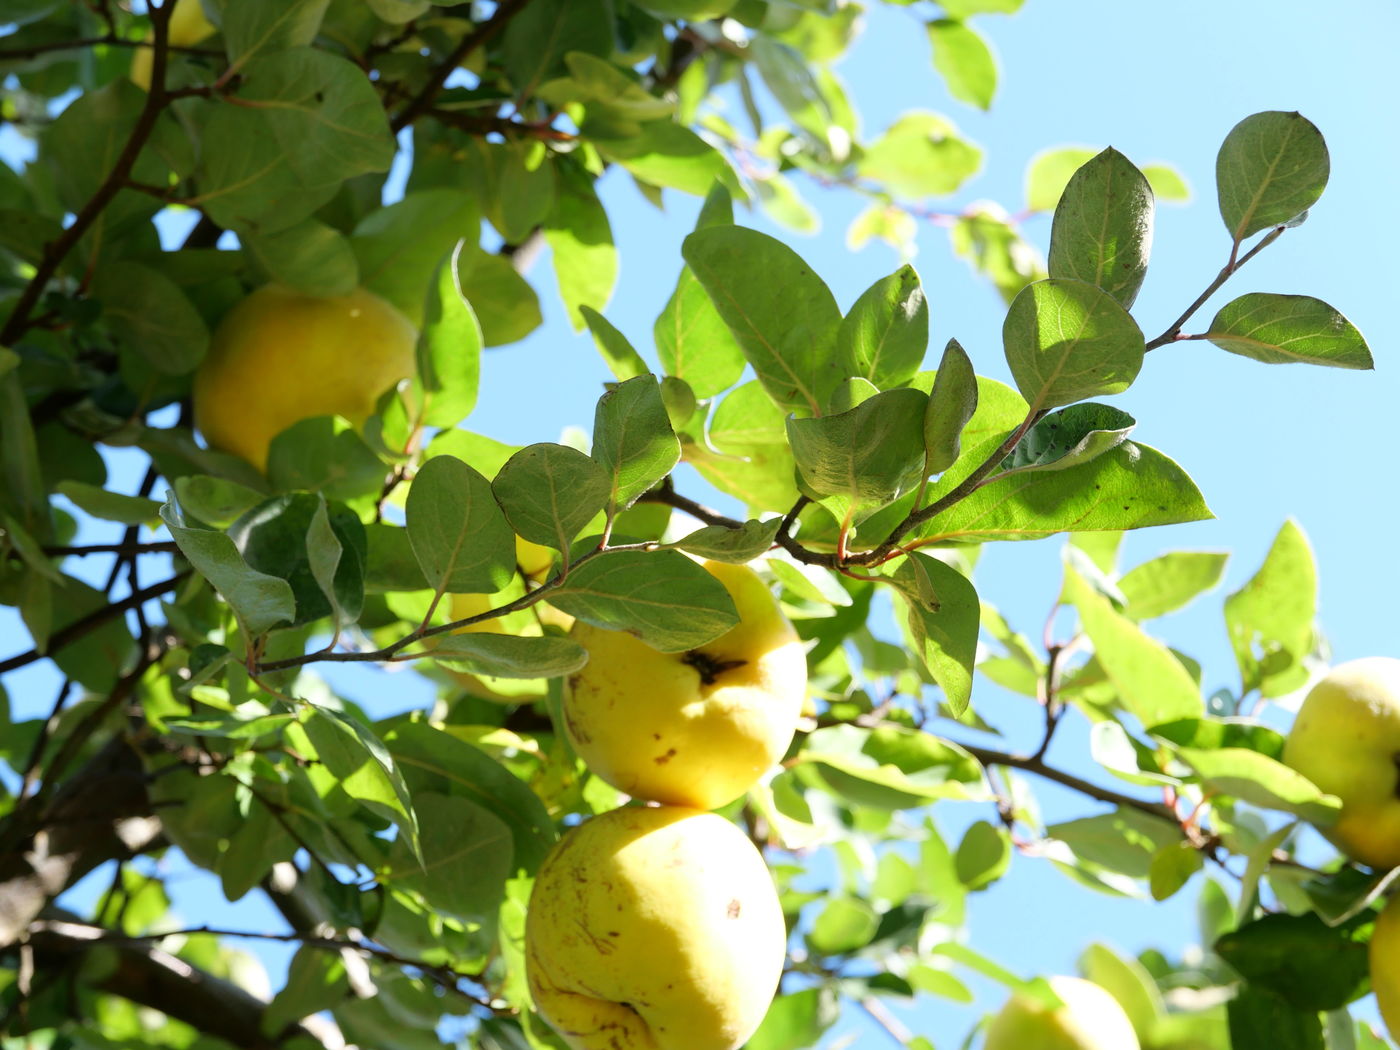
[786,387,929,526]
[590,374,680,513]
[923,339,980,475]
[1048,147,1154,308]
[1003,278,1145,410]
[1216,111,1329,242]
[1204,293,1372,369]
[890,552,979,717]
[667,519,782,563]
[682,225,843,416]
[417,633,588,680]
[417,245,483,429]
[1224,519,1317,699]
[927,19,998,111]
[405,454,515,596]
[836,264,929,390]
[998,403,1136,478]
[548,549,738,652]
[492,443,610,555]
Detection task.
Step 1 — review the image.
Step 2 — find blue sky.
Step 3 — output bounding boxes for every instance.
[4,0,1399,1045]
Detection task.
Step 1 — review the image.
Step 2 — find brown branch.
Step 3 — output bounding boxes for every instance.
[389,0,534,134]
[0,0,179,347]
[1143,226,1285,351]
[38,541,178,558]
[24,914,324,1049]
[0,33,221,62]
[0,571,188,676]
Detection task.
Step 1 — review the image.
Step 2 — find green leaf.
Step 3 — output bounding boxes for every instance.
[161,496,294,638]
[171,475,267,529]
[955,820,1012,890]
[1173,747,1340,824]
[91,260,209,375]
[502,0,612,92]
[890,552,979,717]
[404,454,516,596]
[951,205,1047,303]
[1047,809,1182,880]
[753,173,820,234]
[223,0,330,67]
[265,947,349,1040]
[417,244,483,428]
[999,403,1136,478]
[915,440,1211,543]
[796,724,982,810]
[1048,147,1154,308]
[560,51,674,122]
[493,443,610,555]
[594,120,737,197]
[472,140,556,245]
[1148,841,1203,901]
[457,250,543,348]
[242,217,359,298]
[745,988,839,1050]
[808,897,879,955]
[382,791,512,924]
[228,493,366,627]
[654,264,746,399]
[1216,111,1330,242]
[385,721,555,874]
[928,19,997,110]
[1002,278,1145,411]
[303,706,420,862]
[939,0,1024,13]
[1227,986,1324,1050]
[749,36,834,140]
[1217,913,1370,1012]
[581,305,649,383]
[837,265,929,390]
[419,633,588,680]
[590,374,680,514]
[1064,568,1203,728]
[549,549,738,652]
[667,519,781,563]
[857,112,983,200]
[197,49,395,234]
[305,497,348,634]
[787,388,928,525]
[1025,146,1099,212]
[544,165,617,331]
[352,189,478,324]
[682,225,843,416]
[266,416,386,502]
[55,481,160,526]
[1119,551,1228,621]
[1142,164,1191,202]
[1203,293,1372,369]
[1224,520,1317,698]
[923,339,980,475]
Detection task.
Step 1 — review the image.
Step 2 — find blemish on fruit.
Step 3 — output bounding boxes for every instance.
[727,898,742,918]
[654,748,678,765]
[681,649,749,685]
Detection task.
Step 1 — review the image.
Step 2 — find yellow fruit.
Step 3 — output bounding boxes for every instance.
[1283,657,1400,868]
[985,977,1141,1050]
[526,805,785,1050]
[562,560,806,810]
[131,0,217,92]
[194,285,417,472]
[1371,892,1400,1040]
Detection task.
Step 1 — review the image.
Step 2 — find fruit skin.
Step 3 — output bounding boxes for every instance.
[193,285,417,472]
[562,560,805,810]
[525,805,785,1050]
[985,977,1141,1050]
[131,0,217,91]
[1283,657,1400,868]
[1371,892,1400,1040]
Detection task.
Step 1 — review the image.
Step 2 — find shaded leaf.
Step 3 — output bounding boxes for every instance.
[1217,111,1329,242]
[1048,147,1154,309]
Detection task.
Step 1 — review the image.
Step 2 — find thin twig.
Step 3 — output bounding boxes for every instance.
[389,0,534,133]
[1143,226,1286,351]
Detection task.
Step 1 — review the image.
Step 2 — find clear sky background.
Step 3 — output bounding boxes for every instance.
[4,0,1399,1045]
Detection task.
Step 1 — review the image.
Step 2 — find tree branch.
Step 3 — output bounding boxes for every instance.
[389,0,534,134]
[0,0,180,346]
[1143,226,1286,351]
[0,571,188,676]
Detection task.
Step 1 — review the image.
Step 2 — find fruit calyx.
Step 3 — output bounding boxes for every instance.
[681,650,748,685]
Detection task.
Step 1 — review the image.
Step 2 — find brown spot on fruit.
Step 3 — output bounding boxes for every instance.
[727,898,742,919]
[654,747,678,765]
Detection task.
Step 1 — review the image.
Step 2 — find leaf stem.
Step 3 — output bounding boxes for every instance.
[1144,225,1286,352]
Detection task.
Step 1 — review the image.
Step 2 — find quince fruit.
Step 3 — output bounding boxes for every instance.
[561,559,805,810]
[131,0,217,92]
[1370,891,1400,1040]
[1283,657,1400,868]
[194,284,417,472]
[985,977,1140,1050]
[526,804,785,1050]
